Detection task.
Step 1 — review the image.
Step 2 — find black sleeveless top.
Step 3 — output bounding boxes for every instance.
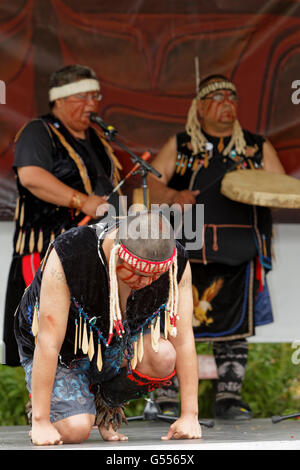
[14,224,188,367]
[168,130,272,266]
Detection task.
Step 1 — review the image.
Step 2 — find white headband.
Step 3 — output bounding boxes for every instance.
[49,78,100,102]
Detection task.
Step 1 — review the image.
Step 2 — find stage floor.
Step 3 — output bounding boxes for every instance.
[0,418,299,450]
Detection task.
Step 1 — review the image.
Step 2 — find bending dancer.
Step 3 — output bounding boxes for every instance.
[148,75,285,420]
[3,64,122,366]
[14,211,201,445]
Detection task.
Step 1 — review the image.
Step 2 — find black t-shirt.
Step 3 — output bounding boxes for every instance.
[14,120,54,171]
[14,119,113,196]
[12,116,120,257]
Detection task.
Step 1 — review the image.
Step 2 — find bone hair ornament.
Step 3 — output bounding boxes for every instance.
[185,79,247,157]
[106,240,179,349]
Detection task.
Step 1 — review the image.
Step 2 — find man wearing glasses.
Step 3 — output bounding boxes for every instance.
[3,64,122,367]
[148,75,285,421]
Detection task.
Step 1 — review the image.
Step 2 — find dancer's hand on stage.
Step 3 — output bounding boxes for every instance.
[161,415,202,440]
[30,421,63,446]
[81,194,109,218]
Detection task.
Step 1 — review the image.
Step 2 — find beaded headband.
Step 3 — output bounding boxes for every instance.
[198,80,237,100]
[118,244,177,274]
[49,78,100,101]
[107,241,179,347]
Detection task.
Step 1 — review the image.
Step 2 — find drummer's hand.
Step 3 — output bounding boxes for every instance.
[172,190,200,209]
[161,414,202,441]
[81,194,109,218]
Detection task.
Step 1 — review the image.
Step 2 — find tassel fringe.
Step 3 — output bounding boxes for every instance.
[93,386,128,431]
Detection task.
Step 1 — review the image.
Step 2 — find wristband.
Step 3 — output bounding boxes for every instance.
[69,191,87,211]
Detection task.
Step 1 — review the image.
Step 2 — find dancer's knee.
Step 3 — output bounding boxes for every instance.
[55,414,94,444]
[139,336,176,377]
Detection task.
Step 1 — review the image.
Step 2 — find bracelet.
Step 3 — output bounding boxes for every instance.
[69,191,87,211]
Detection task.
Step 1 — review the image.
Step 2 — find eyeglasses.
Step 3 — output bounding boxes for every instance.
[202,92,238,103]
[70,92,102,102]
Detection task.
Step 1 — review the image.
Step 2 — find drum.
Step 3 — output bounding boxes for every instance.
[221,169,300,209]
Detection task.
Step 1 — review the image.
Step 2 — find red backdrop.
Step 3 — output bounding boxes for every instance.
[0,0,300,219]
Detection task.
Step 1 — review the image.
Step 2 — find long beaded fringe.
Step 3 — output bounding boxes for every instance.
[31,294,177,375]
[71,300,106,372]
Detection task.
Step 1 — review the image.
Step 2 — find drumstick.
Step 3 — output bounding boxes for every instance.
[194,159,242,199]
[77,150,152,226]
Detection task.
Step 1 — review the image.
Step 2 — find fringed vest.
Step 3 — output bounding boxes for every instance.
[168,129,273,268]
[14,225,188,371]
[13,114,121,258]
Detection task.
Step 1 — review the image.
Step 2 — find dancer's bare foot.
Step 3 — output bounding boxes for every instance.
[98,424,128,441]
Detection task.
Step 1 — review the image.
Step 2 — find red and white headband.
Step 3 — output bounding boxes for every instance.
[118,244,177,274]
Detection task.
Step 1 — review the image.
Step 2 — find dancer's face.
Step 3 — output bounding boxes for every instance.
[116,260,162,290]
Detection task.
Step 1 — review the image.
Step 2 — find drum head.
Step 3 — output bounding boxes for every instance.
[221,169,300,208]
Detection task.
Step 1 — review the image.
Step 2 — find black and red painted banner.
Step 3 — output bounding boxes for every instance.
[0,0,299,219]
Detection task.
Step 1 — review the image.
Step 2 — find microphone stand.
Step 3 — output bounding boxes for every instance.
[94,123,161,209]
[272,412,300,424]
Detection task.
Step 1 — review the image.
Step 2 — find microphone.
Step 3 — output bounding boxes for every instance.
[77,149,152,227]
[89,112,117,136]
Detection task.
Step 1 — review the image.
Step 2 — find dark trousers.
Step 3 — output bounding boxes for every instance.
[156,339,249,410]
[213,339,248,406]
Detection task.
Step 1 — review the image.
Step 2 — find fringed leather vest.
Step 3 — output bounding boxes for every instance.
[14,225,188,370]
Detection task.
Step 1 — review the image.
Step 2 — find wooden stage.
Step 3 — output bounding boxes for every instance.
[1,418,300,451]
